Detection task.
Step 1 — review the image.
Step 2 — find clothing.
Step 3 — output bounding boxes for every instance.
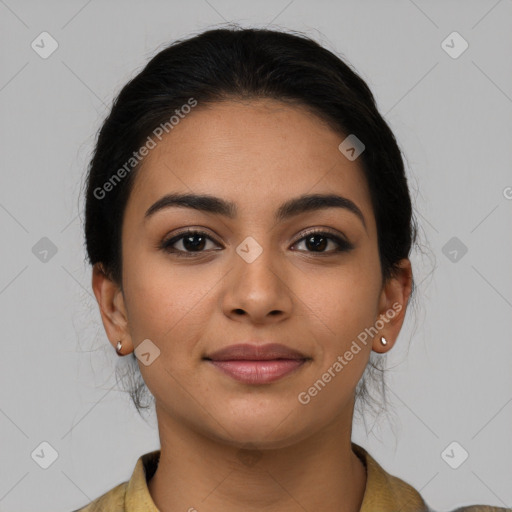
[72,442,510,512]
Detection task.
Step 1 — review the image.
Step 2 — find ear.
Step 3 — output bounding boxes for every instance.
[91,263,133,355]
[372,258,413,354]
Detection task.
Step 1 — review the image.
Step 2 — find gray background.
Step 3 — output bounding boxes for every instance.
[1,1,511,511]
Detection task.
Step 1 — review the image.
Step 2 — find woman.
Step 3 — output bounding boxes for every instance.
[74,26,507,512]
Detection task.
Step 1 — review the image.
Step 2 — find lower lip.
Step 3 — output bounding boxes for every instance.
[208,359,307,384]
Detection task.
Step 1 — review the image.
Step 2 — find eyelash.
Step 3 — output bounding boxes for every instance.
[159,228,353,258]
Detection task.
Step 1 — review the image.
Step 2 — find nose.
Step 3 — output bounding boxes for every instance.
[221,246,293,325]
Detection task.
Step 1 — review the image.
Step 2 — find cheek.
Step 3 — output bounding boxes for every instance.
[297,255,381,370]
[304,260,380,330]
[122,249,222,353]
[121,251,190,343]
[329,275,379,330]
[121,256,209,401]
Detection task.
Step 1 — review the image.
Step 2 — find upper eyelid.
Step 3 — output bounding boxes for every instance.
[296,227,349,242]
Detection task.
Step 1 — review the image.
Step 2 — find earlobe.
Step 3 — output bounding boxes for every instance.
[372,335,393,354]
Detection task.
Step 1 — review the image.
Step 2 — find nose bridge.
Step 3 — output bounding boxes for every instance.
[234,233,281,290]
[231,211,277,265]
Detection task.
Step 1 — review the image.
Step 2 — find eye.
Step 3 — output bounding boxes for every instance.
[160,229,220,257]
[159,228,353,258]
[291,229,353,254]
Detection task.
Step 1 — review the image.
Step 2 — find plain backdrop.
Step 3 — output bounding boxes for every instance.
[0,1,511,511]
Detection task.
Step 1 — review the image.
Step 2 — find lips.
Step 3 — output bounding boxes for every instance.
[204,343,310,384]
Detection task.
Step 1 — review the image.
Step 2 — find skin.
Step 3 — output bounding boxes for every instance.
[92,98,413,512]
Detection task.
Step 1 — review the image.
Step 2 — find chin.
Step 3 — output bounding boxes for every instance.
[207,412,313,451]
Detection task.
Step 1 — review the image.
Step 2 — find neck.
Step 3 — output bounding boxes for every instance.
[147,408,367,512]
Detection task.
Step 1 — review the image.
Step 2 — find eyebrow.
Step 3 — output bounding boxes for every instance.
[144,192,367,230]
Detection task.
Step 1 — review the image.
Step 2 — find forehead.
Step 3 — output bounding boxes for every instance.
[126,98,374,227]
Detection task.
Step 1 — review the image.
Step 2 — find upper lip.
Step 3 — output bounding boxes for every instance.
[204,343,308,361]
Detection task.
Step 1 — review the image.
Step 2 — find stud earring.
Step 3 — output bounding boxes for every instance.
[380,336,388,346]
[116,340,123,355]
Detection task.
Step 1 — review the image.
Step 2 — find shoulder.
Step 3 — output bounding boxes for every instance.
[71,481,128,511]
[351,443,510,512]
[381,467,431,511]
[352,442,430,511]
[375,466,510,512]
[70,449,160,511]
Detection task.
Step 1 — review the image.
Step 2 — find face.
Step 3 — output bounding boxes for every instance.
[93,98,412,449]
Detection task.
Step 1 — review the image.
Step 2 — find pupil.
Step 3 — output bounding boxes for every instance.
[184,234,205,251]
[306,234,327,251]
